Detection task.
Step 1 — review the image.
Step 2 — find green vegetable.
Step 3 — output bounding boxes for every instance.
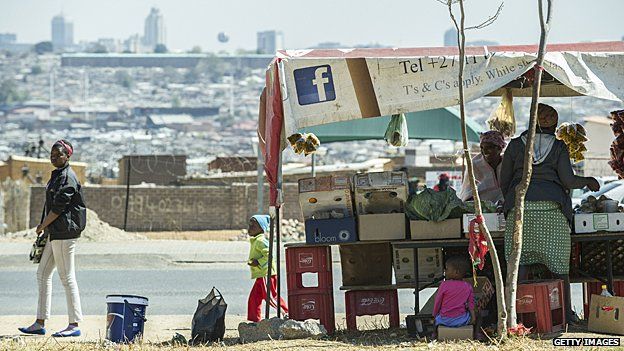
[406,187,465,221]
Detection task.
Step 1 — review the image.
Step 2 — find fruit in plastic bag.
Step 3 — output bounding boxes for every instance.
[384,113,409,147]
[487,89,516,137]
[287,133,320,156]
[555,122,588,163]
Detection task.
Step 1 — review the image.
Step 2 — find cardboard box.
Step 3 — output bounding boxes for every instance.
[393,248,443,284]
[305,217,357,245]
[574,213,624,233]
[299,175,351,192]
[354,172,408,215]
[437,325,473,341]
[299,176,354,220]
[410,218,461,240]
[358,213,406,241]
[340,243,392,286]
[462,213,506,236]
[588,294,624,335]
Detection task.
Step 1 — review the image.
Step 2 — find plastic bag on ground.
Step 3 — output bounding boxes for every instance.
[384,113,409,147]
[191,287,227,345]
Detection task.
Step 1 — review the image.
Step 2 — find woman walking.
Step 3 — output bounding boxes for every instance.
[19,140,87,337]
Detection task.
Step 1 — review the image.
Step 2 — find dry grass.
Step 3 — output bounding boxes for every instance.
[1,329,604,351]
[141,230,242,241]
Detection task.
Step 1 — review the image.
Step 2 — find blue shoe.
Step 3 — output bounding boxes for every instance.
[52,326,81,337]
[18,322,46,335]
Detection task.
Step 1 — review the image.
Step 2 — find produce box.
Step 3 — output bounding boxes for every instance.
[340,242,392,286]
[354,171,408,215]
[298,175,354,220]
[588,294,624,335]
[358,213,406,241]
[574,213,624,233]
[393,248,443,284]
[410,218,461,240]
[304,217,357,245]
[462,213,506,237]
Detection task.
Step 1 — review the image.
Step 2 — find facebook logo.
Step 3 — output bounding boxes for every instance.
[294,65,336,105]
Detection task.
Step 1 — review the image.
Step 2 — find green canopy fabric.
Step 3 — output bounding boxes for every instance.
[299,108,484,143]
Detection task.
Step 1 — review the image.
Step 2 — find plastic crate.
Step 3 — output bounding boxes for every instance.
[516,280,565,334]
[286,246,332,274]
[288,293,335,334]
[345,289,399,331]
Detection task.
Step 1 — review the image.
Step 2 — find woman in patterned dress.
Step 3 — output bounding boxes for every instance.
[500,103,600,323]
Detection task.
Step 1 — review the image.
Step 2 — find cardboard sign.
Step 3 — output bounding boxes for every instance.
[588,294,624,335]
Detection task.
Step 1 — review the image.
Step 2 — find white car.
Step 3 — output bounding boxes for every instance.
[573,180,624,208]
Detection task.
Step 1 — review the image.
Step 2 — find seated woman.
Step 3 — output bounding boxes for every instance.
[458,130,506,204]
[500,103,600,323]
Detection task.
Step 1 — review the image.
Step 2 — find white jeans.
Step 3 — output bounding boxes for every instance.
[36,238,83,323]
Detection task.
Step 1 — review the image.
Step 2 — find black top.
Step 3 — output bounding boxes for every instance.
[43,164,87,240]
[500,131,588,223]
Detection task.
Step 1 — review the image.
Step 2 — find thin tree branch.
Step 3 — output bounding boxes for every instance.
[466,3,504,30]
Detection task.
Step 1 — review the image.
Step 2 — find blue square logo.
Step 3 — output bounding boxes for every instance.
[294,65,336,105]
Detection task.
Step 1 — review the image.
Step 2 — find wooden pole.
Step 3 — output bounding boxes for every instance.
[505,0,554,329]
[449,0,508,336]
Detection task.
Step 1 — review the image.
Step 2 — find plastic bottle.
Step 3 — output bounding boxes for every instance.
[601,285,613,297]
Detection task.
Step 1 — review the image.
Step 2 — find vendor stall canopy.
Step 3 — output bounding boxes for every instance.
[299,108,483,143]
[259,41,624,206]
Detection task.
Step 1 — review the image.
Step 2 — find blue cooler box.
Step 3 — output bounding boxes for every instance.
[305,217,358,245]
[106,295,149,343]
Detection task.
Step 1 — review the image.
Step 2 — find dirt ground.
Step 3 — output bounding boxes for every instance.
[1,314,622,351]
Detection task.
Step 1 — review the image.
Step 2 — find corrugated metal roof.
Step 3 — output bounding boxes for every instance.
[148,114,195,125]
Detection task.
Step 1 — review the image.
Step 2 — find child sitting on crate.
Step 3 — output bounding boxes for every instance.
[246,215,289,322]
[432,256,475,334]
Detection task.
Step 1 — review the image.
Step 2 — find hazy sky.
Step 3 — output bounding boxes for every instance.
[1,0,623,52]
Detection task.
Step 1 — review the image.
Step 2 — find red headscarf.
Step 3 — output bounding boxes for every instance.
[54,140,73,157]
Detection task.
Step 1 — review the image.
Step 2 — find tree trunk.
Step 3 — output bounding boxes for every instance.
[454,0,508,336]
[505,0,554,329]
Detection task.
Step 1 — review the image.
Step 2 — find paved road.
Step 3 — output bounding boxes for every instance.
[0,240,584,317]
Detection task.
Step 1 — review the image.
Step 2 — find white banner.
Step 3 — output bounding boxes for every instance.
[279,51,624,138]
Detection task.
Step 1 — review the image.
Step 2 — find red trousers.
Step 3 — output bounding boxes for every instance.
[247,276,288,322]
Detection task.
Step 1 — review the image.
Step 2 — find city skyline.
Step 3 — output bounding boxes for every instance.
[0,0,623,52]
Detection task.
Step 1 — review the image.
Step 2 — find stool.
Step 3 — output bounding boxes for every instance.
[516,279,565,334]
[345,289,399,331]
[286,245,335,334]
[437,325,473,341]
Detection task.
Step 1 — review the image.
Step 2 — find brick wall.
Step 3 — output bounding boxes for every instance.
[30,183,303,231]
[118,155,187,186]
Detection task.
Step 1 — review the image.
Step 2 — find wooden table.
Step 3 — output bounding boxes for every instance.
[392,233,624,314]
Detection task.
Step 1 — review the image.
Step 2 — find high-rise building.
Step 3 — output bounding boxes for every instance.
[0,33,17,44]
[142,7,166,49]
[257,30,284,54]
[51,14,74,50]
[444,27,457,47]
